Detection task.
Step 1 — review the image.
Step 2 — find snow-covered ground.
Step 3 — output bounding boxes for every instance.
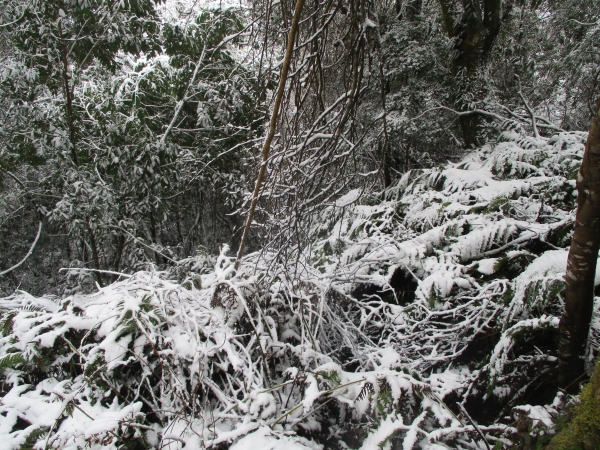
[1,130,597,448]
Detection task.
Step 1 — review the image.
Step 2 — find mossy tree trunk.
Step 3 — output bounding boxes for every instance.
[559,98,600,393]
[550,360,600,449]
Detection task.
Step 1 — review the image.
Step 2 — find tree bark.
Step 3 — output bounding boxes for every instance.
[558,98,600,393]
[376,23,391,188]
[438,0,503,148]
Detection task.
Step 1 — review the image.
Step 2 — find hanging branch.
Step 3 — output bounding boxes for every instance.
[160,47,206,145]
[515,74,540,139]
[0,221,42,277]
[235,0,306,270]
[0,169,47,277]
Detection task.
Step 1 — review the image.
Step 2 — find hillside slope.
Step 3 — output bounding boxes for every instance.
[0,131,597,449]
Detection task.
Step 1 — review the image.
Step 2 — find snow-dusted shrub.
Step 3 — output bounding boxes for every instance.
[1,131,598,449]
[300,130,598,442]
[0,255,483,449]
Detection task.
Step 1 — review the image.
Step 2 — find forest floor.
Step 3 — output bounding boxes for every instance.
[0,129,597,449]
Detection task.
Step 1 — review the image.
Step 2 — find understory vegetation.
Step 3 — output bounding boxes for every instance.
[0,0,599,448]
[1,131,597,448]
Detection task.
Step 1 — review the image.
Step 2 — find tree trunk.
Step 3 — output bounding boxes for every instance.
[86,219,102,287]
[558,98,600,393]
[234,0,305,270]
[438,0,502,148]
[57,0,78,165]
[376,25,391,188]
[459,114,481,149]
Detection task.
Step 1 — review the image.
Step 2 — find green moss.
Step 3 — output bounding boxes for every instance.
[549,360,600,450]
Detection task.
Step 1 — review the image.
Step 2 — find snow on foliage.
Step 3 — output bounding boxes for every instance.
[0,131,597,448]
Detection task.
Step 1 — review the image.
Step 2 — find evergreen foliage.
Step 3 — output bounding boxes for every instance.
[0,0,598,448]
[0,130,595,449]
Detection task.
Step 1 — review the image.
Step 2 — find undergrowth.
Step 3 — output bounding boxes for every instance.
[0,131,598,449]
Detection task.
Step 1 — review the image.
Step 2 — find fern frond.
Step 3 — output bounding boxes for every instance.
[18,426,48,450]
[0,352,25,372]
[356,381,374,401]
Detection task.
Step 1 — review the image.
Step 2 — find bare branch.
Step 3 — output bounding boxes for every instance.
[0,221,42,277]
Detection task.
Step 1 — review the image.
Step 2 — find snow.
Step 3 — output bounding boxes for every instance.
[230,427,322,450]
[84,402,144,438]
[0,131,592,449]
[513,404,556,430]
[249,392,277,419]
[428,367,471,399]
[335,188,361,207]
[360,413,406,450]
[489,315,560,381]
[476,258,498,275]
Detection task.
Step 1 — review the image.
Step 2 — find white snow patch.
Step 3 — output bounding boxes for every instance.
[230,427,322,450]
[477,258,498,275]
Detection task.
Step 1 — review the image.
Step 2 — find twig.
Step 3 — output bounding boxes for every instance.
[235,0,306,270]
[457,403,491,450]
[272,378,365,425]
[515,75,539,139]
[161,47,206,145]
[289,396,335,426]
[58,267,133,278]
[0,7,27,28]
[109,225,179,264]
[1,169,47,217]
[0,221,42,276]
